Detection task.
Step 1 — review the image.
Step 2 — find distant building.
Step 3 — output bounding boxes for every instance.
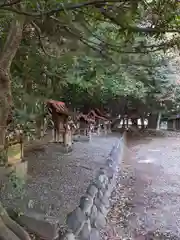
[167,115,180,131]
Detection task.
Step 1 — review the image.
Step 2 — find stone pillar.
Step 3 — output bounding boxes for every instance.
[68,130,72,147]
[97,125,100,136]
[104,124,107,135]
[59,133,63,143]
[64,131,69,146]
[89,131,92,141]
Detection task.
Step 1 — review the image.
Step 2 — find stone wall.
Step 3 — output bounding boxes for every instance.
[61,132,126,240]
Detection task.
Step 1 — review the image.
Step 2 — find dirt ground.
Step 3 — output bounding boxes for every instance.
[0,133,120,228]
[103,133,180,239]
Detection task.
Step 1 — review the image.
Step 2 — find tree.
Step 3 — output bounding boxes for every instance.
[0,1,180,239]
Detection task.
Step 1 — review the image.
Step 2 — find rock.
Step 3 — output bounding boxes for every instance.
[17,211,60,240]
[60,232,75,240]
[94,174,106,190]
[12,160,28,180]
[79,220,91,240]
[79,195,93,216]
[104,167,114,180]
[101,196,110,208]
[89,228,100,240]
[86,184,98,198]
[94,197,109,215]
[73,135,90,142]
[94,211,106,229]
[67,207,87,234]
[106,158,113,167]
[98,204,109,216]
[97,190,104,200]
[103,188,112,198]
[90,205,98,224]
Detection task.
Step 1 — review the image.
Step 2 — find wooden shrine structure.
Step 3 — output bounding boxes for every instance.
[46,100,73,148]
[87,109,111,135]
[76,113,95,137]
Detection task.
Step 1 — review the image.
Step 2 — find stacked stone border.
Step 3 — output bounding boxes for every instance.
[61,131,126,240]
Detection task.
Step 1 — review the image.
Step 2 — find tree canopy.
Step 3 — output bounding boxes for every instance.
[0,1,180,239]
[0,0,179,127]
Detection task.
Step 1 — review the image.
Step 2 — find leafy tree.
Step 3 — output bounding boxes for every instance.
[0,1,180,239]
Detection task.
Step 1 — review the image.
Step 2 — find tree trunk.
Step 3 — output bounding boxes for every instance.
[0,14,31,240]
[0,70,11,164]
[148,113,158,129]
[122,117,125,128]
[131,118,138,128]
[0,203,31,240]
[0,16,25,164]
[156,112,162,130]
[140,116,145,129]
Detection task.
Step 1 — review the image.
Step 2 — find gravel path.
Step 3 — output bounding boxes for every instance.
[0,134,119,227]
[103,135,180,239]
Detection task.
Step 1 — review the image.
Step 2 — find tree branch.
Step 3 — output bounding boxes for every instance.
[31,21,58,58]
[0,15,25,70]
[98,8,180,33]
[81,19,178,52]
[0,0,121,16]
[0,0,21,8]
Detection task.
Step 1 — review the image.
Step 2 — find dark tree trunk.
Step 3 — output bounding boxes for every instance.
[131,118,138,128]
[0,70,11,164]
[148,113,158,129]
[122,117,125,128]
[140,116,145,129]
[0,14,31,240]
[0,16,25,164]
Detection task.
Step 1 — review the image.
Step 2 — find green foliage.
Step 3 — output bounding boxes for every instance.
[0,0,180,127]
[7,171,26,199]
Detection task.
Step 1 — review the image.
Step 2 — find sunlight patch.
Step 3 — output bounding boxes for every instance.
[148,149,160,152]
[138,158,155,163]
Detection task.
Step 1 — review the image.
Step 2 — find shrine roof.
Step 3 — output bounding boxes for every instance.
[77,113,95,123]
[46,100,69,115]
[87,110,107,120]
[94,108,107,118]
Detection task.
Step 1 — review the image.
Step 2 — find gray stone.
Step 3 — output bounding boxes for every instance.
[17,211,60,240]
[94,174,107,189]
[73,135,90,142]
[79,195,93,216]
[67,207,87,234]
[89,228,100,240]
[86,184,98,198]
[95,194,110,209]
[104,166,114,180]
[94,211,106,229]
[109,174,116,186]
[103,189,112,198]
[97,190,104,200]
[109,145,116,156]
[12,160,28,180]
[60,233,75,240]
[94,197,109,216]
[90,205,97,224]
[106,158,113,167]
[101,196,110,208]
[79,220,91,240]
[99,204,109,216]
[94,197,101,209]
[98,168,106,175]
[58,145,73,153]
